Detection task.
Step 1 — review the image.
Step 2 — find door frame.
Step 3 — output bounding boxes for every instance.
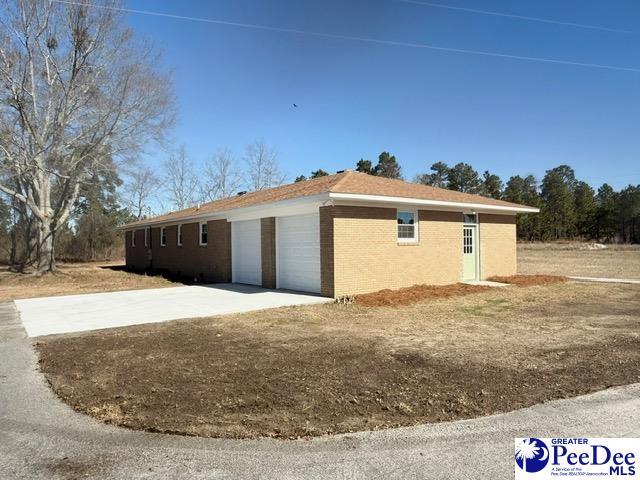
[462,213,480,281]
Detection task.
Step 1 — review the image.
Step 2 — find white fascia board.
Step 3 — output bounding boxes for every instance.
[328,192,540,214]
[119,193,330,231]
[223,193,329,221]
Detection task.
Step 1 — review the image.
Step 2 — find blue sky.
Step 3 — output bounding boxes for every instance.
[127,0,639,190]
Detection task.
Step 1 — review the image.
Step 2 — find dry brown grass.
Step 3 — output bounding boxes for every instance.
[0,262,177,301]
[518,243,640,279]
[488,274,568,287]
[37,282,640,439]
[355,283,492,307]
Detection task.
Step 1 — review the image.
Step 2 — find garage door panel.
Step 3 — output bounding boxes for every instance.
[232,220,262,286]
[277,214,321,293]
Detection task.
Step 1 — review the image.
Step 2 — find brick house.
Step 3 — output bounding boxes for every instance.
[120,170,538,297]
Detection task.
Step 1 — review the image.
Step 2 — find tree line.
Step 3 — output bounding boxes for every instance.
[1,1,637,273]
[305,153,638,244]
[414,161,639,243]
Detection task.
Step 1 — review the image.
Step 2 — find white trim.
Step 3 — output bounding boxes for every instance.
[131,230,136,247]
[199,222,208,246]
[118,194,330,230]
[329,192,539,214]
[144,227,149,247]
[462,224,479,281]
[397,209,419,243]
[177,224,183,246]
[160,226,167,247]
[119,191,537,231]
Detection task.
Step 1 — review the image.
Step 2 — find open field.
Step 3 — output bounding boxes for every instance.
[518,243,640,279]
[37,282,640,439]
[0,263,177,302]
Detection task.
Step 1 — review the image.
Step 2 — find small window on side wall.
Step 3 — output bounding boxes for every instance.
[397,210,418,242]
[131,230,136,247]
[199,222,208,246]
[177,224,183,246]
[144,227,149,247]
[160,227,167,246]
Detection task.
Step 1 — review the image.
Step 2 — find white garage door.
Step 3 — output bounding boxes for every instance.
[232,219,262,286]
[277,213,321,294]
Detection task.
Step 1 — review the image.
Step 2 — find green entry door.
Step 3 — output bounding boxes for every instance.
[463,226,477,281]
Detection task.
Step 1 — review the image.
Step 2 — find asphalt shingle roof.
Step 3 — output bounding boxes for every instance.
[123,170,534,228]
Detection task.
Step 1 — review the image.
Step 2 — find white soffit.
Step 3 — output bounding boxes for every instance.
[329,192,540,214]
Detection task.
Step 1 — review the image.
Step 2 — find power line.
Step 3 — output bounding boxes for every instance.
[399,0,639,35]
[51,0,640,73]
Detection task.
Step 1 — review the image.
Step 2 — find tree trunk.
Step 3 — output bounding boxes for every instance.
[36,219,56,274]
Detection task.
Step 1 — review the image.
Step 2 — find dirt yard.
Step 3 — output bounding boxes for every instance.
[518,243,640,279]
[0,263,176,301]
[37,282,640,439]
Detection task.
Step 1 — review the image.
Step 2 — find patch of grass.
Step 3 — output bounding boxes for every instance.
[0,262,177,301]
[488,274,568,287]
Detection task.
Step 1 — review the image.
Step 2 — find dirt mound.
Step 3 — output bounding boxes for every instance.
[355,283,492,307]
[488,275,568,287]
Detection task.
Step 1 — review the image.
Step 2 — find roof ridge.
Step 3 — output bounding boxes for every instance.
[329,170,356,191]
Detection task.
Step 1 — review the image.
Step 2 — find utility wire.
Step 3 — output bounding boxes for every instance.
[51,0,640,73]
[399,0,639,35]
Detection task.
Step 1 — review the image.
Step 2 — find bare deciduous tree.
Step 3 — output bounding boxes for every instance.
[200,148,243,201]
[0,0,174,273]
[244,140,285,191]
[163,146,200,210]
[122,164,160,220]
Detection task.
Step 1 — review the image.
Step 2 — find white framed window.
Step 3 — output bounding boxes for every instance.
[463,213,477,224]
[160,227,167,246]
[199,222,208,246]
[397,210,418,242]
[144,227,149,247]
[131,230,136,247]
[177,224,183,246]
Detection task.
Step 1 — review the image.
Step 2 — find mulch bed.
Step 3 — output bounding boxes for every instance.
[355,283,492,307]
[488,274,568,287]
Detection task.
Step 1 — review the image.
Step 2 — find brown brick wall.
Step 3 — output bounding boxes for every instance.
[125,229,151,270]
[479,213,517,278]
[319,206,335,297]
[126,220,231,282]
[261,217,276,289]
[327,206,464,297]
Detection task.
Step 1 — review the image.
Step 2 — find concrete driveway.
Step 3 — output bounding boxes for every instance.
[1,302,639,479]
[15,284,331,337]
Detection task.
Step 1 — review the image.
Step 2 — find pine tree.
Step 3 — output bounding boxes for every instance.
[504,175,542,240]
[355,159,373,174]
[573,181,596,238]
[373,152,402,179]
[481,171,503,199]
[310,169,329,178]
[415,162,449,188]
[540,167,577,239]
[447,163,482,193]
